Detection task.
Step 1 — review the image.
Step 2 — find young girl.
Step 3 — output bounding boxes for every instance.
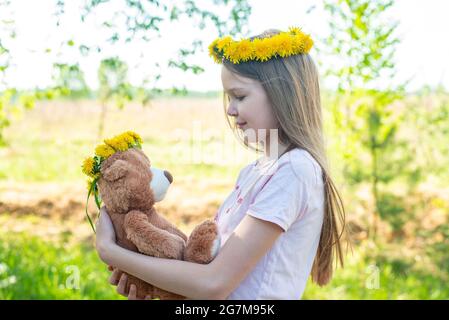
[95,27,346,300]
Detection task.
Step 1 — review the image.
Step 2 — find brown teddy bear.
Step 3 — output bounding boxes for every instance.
[83,132,221,300]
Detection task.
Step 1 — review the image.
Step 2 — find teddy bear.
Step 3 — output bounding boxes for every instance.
[83,132,221,300]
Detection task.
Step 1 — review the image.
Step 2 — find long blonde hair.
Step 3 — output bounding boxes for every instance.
[222,29,347,286]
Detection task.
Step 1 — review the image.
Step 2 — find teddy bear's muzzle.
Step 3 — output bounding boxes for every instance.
[150,167,173,202]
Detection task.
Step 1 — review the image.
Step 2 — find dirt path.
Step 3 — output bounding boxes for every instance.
[0,180,232,242]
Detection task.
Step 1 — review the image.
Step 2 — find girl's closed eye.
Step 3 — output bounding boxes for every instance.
[227,95,245,102]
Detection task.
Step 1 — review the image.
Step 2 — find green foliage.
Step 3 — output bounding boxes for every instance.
[0,0,252,145]
[79,0,251,77]
[323,0,399,91]
[0,89,50,146]
[0,3,83,145]
[52,63,90,99]
[377,193,408,234]
[98,57,133,108]
[404,87,449,182]
[0,0,447,300]
[0,232,124,299]
[1,96,448,299]
[1,232,447,300]
[97,57,139,138]
[0,132,241,182]
[303,241,449,299]
[322,0,414,239]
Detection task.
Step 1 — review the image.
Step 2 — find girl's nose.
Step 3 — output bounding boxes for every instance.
[226,103,238,117]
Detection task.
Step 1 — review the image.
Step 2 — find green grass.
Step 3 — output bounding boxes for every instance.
[1,231,447,299]
[1,98,448,299]
[0,232,124,299]
[303,244,449,299]
[0,133,246,183]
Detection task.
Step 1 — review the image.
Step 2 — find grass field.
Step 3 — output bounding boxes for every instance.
[0,97,448,299]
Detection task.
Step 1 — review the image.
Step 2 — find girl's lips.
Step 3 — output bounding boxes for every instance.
[236,122,247,128]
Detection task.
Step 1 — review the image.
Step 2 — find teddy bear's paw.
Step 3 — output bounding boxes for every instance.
[173,236,186,260]
[210,235,221,259]
[184,220,221,263]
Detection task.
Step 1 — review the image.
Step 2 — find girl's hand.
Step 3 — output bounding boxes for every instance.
[97,209,151,300]
[108,266,152,300]
[95,206,116,261]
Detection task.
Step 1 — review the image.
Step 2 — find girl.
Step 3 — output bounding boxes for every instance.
[95,27,347,300]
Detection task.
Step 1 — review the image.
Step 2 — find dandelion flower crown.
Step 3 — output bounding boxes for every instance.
[81,131,143,233]
[208,26,313,64]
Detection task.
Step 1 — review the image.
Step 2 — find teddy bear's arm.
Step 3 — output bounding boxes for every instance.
[124,211,185,260]
[151,214,188,242]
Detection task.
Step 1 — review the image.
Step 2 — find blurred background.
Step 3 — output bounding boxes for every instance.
[0,0,448,299]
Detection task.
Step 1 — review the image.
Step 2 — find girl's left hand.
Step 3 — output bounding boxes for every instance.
[96,208,151,300]
[95,206,116,261]
[108,265,152,300]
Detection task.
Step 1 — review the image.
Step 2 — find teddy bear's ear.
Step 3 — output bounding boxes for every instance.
[102,159,129,182]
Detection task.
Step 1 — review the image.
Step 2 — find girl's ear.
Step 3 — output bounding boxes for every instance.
[102,159,129,182]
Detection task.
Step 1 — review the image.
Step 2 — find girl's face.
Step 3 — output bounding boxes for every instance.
[221,66,278,144]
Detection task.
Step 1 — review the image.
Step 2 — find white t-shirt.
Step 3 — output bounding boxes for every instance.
[214,148,325,300]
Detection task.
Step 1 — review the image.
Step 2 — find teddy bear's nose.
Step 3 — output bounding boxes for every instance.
[163,170,173,184]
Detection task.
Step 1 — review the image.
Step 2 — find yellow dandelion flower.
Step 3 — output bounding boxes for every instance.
[297,33,309,51]
[280,33,296,57]
[117,132,134,145]
[117,138,129,151]
[271,34,286,57]
[208,39,221,63]
[104,137,128,151]
[267,36,283,58]
[125,131,142,144]
[208,38,219,54]
[236,39,254,62]
[288,26,302,35]
[252,38,273,62]
[223,42,241,64]
[216,36,233,51]
[293,32,313,54]
[211,52,222,64]
[82,157,95,177]
[95,143,116,158]
[303,35,313,53]
[291,33,302,51]
[208,26,313,64]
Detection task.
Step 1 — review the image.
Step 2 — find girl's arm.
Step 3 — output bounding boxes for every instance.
[96,210,283,299]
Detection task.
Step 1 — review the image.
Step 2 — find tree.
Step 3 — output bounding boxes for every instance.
[72,0,252,85]
[321,0,413,240]
[97,57,133,138]
[0,1,38,145]
[52,63,90,98]
[0,0,252,144]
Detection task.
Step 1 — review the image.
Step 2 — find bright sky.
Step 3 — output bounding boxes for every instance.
[2,0,449,92]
